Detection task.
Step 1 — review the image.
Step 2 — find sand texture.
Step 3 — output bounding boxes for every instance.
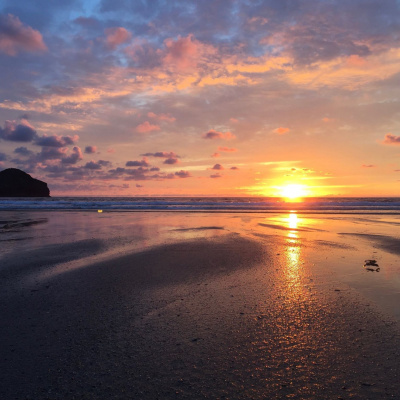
[1,211,400,399]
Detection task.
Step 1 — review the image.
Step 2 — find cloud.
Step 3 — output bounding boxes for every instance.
[37,146,68,161]
[147,112,176,122]
[84,160,111,170]
[61,146,83,164]
[163,157,179,164]
[361,164,375,168]
[212,163,224,170]
[85,146,97,154]
[218,146,237,152]
[141,151,179,158]
[126,158,150,167]
[14,146,33,156]
[0,119,37,142]
[0,152,6,161]
[211,152,220,158]
[0,14,47,56]
[136,121,161,133]
[162,34,215,71]
[210,173,222,178]
[230,166,239,170]
[104,27,132,49]
[174,170,191,178]
[35,134,79,147]
[274,127,290,135]
[383,133,400,145]
[136,184,143,188]
[202,129,235,140]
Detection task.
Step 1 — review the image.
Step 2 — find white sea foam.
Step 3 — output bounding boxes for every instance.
[0,197,400,212]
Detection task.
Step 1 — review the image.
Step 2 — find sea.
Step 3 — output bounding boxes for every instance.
[0,196,400,212]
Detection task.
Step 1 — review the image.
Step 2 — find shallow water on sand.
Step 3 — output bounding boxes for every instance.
[1,211,400,317]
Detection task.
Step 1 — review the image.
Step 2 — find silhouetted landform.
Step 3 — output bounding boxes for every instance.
[0,168,50,197]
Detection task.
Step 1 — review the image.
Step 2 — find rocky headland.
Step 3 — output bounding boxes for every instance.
[0,168,50,197]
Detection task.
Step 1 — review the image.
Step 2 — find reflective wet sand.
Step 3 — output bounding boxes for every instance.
[1,211,400,398]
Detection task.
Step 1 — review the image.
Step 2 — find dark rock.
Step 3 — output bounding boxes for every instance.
[0,168,50,197]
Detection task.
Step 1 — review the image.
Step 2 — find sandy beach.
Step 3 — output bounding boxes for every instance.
[1,211,400,399]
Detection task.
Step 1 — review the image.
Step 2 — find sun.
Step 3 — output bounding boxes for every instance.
[280,184,307,202]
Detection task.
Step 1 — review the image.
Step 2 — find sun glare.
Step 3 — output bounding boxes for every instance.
[280,184,307,202]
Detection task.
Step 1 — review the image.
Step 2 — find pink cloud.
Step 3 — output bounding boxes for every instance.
[147,112,176,122]
[136,121,161,133]
[383,133,400,145]
[163,34,200,70]
[0,119,36,142]
[274,127,290,135]
[107,148,115,153]
[362,164,375,168]
[218,146,237,152]
[202,129,235,140]
[230,118,239,123]
[105,27,131,49]
[0,14,47,56]
[62,146,83,164]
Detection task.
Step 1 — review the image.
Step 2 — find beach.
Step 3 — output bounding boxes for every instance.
[1,211,400,399]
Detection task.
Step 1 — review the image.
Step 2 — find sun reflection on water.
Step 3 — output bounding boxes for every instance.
[283,212,304,298]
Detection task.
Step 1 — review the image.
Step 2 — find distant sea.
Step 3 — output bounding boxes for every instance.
[1,197,400,213]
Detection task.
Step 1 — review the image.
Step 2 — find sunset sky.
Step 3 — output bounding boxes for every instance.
[1,0,400,196]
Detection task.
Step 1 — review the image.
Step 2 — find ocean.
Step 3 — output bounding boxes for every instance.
[0,196,400,212]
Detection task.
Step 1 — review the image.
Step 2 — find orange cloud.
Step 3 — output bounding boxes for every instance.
[274,127,290,135]
[346,55,367,67]
[136,121,160,133]
[218,146,237,152]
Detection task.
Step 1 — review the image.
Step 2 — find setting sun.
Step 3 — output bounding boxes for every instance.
[280,184,308,201]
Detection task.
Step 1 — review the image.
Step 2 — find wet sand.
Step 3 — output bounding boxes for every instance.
[1,211,400,399]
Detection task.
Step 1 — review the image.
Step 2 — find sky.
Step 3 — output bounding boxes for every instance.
[1,0,400,197]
